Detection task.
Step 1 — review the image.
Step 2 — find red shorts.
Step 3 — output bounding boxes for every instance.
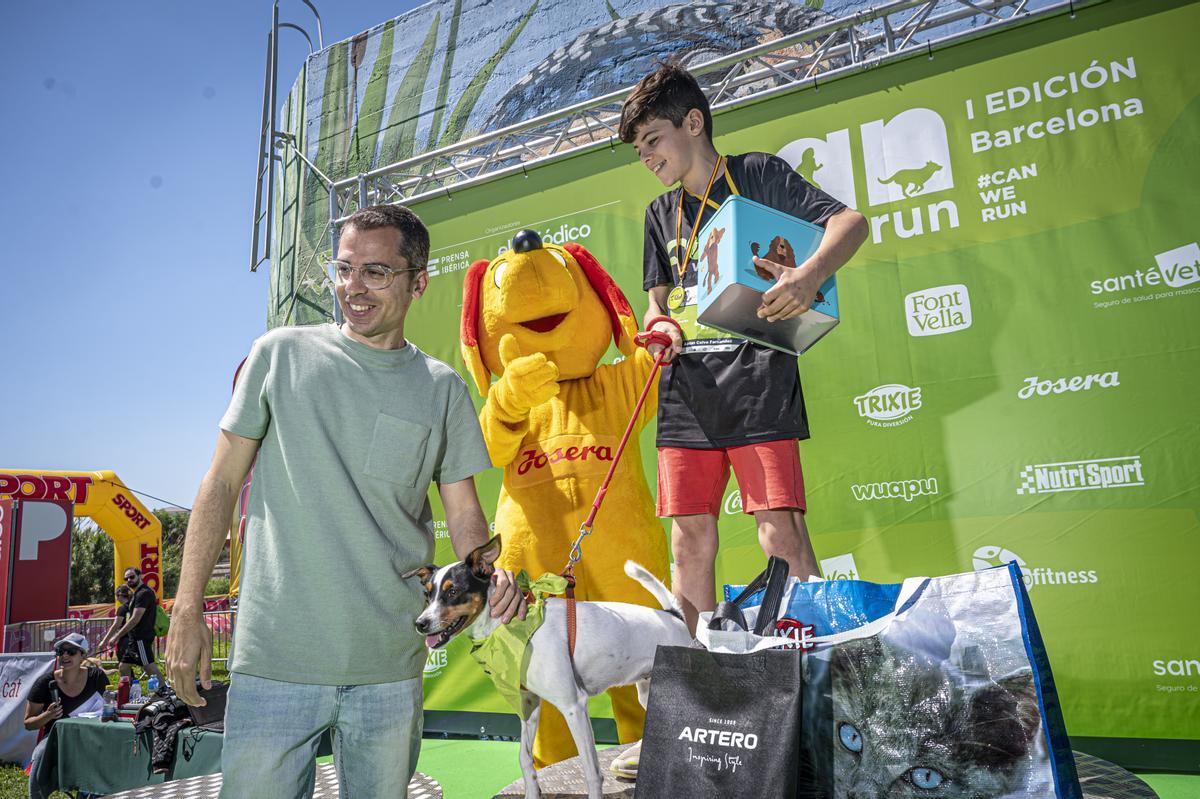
[656,440,807,517]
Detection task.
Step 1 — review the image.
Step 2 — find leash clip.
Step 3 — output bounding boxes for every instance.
[568,522,592,563]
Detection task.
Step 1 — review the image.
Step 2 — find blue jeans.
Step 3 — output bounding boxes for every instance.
[220,672,423,799]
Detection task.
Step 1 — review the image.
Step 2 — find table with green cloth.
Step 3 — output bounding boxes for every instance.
[33,717,333,796]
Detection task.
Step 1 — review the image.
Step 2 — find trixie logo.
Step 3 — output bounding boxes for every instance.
[853,384,922,427]
[779,108,958,245]
[516,444,613,476]
[1090,242,1200,295]
[1018,372,1119,399]
[723,490,743,516]
[820,553,860,581]
[972,545,1098,591]
[497,222,593,255]
[0,473,93,504]
[113,492,154,530]
[423,648,448,678]
[139,542,161,593]
[850,477,939,503]
[1016,455,1144,495]
[774,618,817,651]
[677,726,759,749]
[906,284,972,336]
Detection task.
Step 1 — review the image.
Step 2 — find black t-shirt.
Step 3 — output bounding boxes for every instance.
[28,665,109,735]
[131,584,158,641]
[115,601,131,648]
[642,151,846,447]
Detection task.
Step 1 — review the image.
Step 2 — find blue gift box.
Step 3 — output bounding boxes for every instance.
[695,195,839,355]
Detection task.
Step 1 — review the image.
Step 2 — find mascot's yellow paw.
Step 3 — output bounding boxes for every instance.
[491,333,560,421]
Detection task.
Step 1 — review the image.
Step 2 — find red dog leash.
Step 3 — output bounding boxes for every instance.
[562,316,682,660]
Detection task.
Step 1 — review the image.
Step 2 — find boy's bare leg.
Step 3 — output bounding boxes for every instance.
[755,509,821,581]
[670,513,720,634]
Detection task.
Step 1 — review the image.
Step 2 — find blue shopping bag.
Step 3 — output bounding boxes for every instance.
[724,563,1081,798]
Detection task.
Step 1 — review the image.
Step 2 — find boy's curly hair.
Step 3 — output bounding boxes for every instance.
[618,62,713,144]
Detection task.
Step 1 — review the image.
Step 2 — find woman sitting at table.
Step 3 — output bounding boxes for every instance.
[25,633,109,799]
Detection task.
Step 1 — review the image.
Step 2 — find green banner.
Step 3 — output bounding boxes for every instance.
[405,1,1200,741]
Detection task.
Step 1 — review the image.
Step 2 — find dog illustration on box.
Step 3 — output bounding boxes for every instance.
[750,236,824,304]
[701,226,724,294]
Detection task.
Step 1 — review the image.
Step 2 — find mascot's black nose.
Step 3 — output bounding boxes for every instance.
[512,229,543,253]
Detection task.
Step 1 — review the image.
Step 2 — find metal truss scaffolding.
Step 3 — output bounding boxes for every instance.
[315,0,1105,232]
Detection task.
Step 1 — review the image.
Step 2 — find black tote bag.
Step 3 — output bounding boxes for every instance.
[635,645,803,798]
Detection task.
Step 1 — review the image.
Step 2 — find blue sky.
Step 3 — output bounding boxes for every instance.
[1,1,426,512]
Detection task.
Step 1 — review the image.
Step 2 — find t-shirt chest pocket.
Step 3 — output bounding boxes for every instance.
[364,413,430,486]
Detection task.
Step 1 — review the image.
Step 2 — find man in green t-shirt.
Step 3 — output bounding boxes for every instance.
[166,204,525,797]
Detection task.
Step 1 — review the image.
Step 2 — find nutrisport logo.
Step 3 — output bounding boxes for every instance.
[1016,455,1145,495]
[423,648,448,678]
[853,383,923,427]
[971,545,1099,591]
[778,107,958,246]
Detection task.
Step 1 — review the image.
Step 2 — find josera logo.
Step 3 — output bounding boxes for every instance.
[971,545,1098,591]
[0,473,93,504]
[423,648,448,678]
[778,107,959,246]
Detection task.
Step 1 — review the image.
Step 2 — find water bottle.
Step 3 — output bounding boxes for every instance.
[129,680,142,703]
[147,674,160,695]
[117,675,131,706]
[101,690,117,722]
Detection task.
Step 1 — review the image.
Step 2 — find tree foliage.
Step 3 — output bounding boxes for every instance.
[67,509,192,605]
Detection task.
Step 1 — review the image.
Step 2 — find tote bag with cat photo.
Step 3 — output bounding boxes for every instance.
[793,562,1082,799]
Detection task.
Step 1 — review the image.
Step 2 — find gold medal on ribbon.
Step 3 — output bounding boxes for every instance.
[667,285,686,311]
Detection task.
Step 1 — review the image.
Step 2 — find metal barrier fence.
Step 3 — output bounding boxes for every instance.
[3,611,236,664]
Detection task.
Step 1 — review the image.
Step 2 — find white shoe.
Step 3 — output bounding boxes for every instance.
[609,740,641,781]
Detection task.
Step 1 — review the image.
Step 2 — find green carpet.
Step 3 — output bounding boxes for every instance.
[412,739,1198,799]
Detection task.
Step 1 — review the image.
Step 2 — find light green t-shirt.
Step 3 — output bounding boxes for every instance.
[220,323,491,685]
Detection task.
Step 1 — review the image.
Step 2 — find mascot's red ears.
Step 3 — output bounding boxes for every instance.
[459,244,639,396]
[461,258,491,395]
[563,243,638,359]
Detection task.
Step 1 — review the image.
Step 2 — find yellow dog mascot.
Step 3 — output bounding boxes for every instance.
[460,229,670,770]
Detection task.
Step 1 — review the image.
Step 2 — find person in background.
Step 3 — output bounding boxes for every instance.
[95,584,134,664]
[25,633,109,799]
[100,568,163,682]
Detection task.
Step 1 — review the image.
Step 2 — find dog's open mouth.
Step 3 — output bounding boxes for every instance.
[425,616,468,650]
[518,312,568,333]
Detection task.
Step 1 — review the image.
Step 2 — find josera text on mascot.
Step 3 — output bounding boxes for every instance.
[460,229,670,768]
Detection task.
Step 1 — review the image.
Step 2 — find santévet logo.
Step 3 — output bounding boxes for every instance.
[1090,242,1200,295]
[853,384,923,426]
[820,553,860,581]
[1016,455,1145,495]
[1152,659,1200,678]
[905,284,972,336]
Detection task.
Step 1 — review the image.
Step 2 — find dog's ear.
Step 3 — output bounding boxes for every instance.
[466,535,502,580]
[401,565,436,589]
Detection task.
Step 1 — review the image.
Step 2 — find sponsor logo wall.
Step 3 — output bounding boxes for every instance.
[384,2,1199,740]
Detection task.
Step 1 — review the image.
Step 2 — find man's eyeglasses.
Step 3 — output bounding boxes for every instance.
[328,261,421,290]
[125,574,138,582]
[57,647,82,657]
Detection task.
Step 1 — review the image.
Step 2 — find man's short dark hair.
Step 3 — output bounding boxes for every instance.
[342,204,430,273]
[619,62,713,144]
[125,567,140,576]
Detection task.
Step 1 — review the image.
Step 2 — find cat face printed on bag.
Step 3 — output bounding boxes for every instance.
[831,637,1042,799]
